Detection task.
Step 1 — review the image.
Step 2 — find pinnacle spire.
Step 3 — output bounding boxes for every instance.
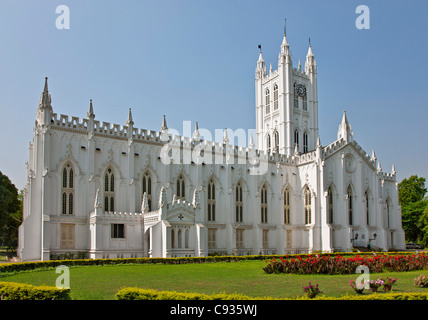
[87,99,94,118]
[223,128,229,144]
[161,114,168,131]
[193,121,200,141]
[39,76,52,108]
[127,108,134,126]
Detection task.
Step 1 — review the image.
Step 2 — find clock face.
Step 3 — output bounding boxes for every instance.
[296,84,306,97]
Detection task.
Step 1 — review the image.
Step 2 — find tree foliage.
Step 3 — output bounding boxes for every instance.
[398,175,428,246]
[0,171,22,249]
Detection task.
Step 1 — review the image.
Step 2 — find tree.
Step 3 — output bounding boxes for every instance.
[0,171,22,250]
[398,175,427,206]
[398,175,428,245]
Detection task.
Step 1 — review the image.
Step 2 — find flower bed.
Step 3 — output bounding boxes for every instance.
[263,253,428,275]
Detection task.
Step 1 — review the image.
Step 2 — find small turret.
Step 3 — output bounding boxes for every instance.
[337,111,353,142]
[305,39,316,74]
[36,77,53,126]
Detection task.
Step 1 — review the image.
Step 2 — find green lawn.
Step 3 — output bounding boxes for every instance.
[1,260,428,300]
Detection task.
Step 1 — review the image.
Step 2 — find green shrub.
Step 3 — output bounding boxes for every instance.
[0,282,71,300]
[115,287,428,301]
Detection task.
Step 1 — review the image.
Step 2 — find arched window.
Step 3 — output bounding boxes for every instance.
[304,186,311,224]
[274,131,279,153]
[303,91,307,111]
[284,187,290,224]
[236,182,243,223]
[293,83,298,108]
[294,129,299,151]
[61,163,74,215]
[171,229,175,249]
[365,190,370,226]
[177,175,185,199]
[142,171,152,211]
[207,180,216,222]
[386,198,391,228]
[261,184,268,223]
[178,229,182,248]
[327,187,334,224]
[267,134,271,154]
[265,89,270,114]
[347,185,353,225]
[273,84,278,110]
[303,131,308,153]
[104,167,115,212]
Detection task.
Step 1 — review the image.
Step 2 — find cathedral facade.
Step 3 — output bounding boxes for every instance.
[18,30,405,261]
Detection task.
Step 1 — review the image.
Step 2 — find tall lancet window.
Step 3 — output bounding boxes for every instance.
[273,83,278,110]
[303,131,308,153]
[261,184,268,223]
[207,180,216,222]
[142,171,152,211]
[61,163,74,215]
[265,89,270,114]
[104,167,115,212]
[293,83,299,108]
[304,186,311,224]
[284,187,290,224]
[177,175,185,199]
[236,182,243,223]
[274,131,279,152]
[267,134,271,154]
[327,187,334,224]
[303,92,308,111]
[347,185,353,225]
[294,129,299,151]
[386,198,391,228]
[365,190,370,226]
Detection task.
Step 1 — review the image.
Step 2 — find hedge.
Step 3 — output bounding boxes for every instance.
[115,287,428,301]
[0,281,71,300]
[0,251,414,275]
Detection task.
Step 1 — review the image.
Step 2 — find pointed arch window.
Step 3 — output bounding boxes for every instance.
[284,187,290,224]
[294,129,299,151]
[304,186,311,224]
[104,167,115,212]
[261,184,268,223]
[365,190,370,226]
[267,134,271,154]
[207,180,216,222]
[273,83,278,110]
[61,163,74,215]
[274,131,279,153]
[142,171,152,211]
[303,131,308,153]
[303,92,308,111]
[327,187,334,224]
[177,175,185,199]
[265,89,270,114]
[347,185,353,225]
[293,83,299,108]
[236,182,243,223]
[386,198,391,228]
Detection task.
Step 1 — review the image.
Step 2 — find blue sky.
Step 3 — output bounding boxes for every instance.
[0,0,427,190]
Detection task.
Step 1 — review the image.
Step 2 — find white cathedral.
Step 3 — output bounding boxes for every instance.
[18,28,405,261]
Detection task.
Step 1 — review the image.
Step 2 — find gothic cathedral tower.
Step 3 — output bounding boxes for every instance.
[255,26,319,156]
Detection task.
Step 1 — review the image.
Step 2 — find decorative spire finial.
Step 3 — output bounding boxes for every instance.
[87,99,94,118]
[161,114,168,131]
[127,108,134,126]
[39,76,52,108]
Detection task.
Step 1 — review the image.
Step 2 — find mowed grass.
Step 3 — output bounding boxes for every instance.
[1,260,428,300]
